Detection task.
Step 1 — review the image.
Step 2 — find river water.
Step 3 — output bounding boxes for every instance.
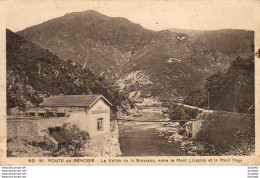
[118,110,188,156]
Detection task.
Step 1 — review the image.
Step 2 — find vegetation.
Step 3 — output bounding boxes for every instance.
[183,89,207,108]
[6,29,127,112]
[184,55,254,113]
[8,11,255,113]
[17,10,157,79]
[17,10,255,100]
[166,104,202,121]
[206,55,254,113]
[51,124,89,157]
[194,112,255,155]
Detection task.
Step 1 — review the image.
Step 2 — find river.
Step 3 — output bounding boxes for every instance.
[118,110,188,156]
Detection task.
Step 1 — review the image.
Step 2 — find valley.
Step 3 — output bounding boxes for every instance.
[17,10,254,101]
[6,9,255,157]
[118,107,188,156]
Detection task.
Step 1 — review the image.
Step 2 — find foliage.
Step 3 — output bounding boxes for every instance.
[183,89,207,108]
[18,10,157,80]
[17,10,254,101]
[51,124,89,157]
[194,112,255,155]
[184,55,254,114]
[205,55,254,113]
[6,29,127,112]
[167,104,201,120]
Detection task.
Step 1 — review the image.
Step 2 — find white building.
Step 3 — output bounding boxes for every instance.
[39,95,112,138]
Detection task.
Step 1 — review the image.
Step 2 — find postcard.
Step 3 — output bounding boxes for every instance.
[0,0,259,166]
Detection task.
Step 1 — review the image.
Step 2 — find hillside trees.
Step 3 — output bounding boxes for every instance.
[206,55,254,113]
[6,29,127,112]
[184,55,254,113]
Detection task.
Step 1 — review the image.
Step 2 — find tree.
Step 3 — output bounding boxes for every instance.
[205,55,254,113]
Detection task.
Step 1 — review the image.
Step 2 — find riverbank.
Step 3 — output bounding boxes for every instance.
[118,108,189,156]
[190,112,255,156]
[160,111,255,156]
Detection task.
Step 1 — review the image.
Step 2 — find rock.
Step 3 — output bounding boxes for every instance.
[10,152,20,157]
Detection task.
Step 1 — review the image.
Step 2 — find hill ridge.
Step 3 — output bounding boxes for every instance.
[6,28,124,111]
[16,11,254,100]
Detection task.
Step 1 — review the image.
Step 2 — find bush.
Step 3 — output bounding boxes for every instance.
[167,104,201,120]
[194,112,255,155]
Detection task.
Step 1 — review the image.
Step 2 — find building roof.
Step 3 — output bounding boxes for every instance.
[39,95,112,107]
[50,130,78,143]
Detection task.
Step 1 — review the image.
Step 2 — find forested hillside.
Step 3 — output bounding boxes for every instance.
[6,29,126,112]
[16,10,254,103]
[18,10,157,78]
[184,55,254,113]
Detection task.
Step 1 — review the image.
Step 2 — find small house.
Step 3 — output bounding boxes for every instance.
[39,95,112,138]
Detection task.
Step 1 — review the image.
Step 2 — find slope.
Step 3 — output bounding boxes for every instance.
[17,11,254,101]
[18,10,158,78]
[6,29,124,112]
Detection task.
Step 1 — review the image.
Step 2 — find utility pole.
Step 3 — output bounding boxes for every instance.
[207,91,210,112]
[234,84,237,113]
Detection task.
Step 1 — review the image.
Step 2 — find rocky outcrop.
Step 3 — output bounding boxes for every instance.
[180,140,217,156]
[117,70,152,91]
[79,120,121,157]
[117,70,153,102]
[80,134,121,157]
[7,138,53,157]
[179,112,255,156]
[8,120,122,157]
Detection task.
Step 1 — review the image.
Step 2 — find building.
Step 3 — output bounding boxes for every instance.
[39,95,112,137]
[7,95,113,149]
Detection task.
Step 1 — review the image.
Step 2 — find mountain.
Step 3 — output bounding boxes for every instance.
[6,29,126,112]
[184,54,254,113]
[17,10,158,78]
[169,28,205,36]
[118,28,253,100]
[17,10,254,101]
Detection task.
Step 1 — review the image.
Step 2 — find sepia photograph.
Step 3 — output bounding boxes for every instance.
[1,0,258,164]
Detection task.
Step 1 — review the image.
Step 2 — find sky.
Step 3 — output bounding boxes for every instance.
[3,0,257,32]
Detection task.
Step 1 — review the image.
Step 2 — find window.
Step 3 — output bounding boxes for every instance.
[97,118,104,131]
[55,127,62,132]
[48,127,55,134]
[29,112,35,116]
[45,111,55,117]
[38,113,45,117]
[56,113,66,117]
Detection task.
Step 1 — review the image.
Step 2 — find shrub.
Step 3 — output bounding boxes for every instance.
[194,112,254,155]
[167,104,201,120]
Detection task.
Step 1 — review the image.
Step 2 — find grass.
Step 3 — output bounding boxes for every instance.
[194,112,255,155]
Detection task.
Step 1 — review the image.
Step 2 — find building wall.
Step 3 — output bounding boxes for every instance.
[39,106,88,133]
[66,111,88,132]
[86,99,111,137]
[7,120,40,141]
[7,118,70,141]
[7,98,111,142]
[37,117,69,136]
[38,99,111,137]
[41,106,86,113]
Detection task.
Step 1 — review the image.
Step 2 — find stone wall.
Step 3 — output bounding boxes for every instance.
[37,117,69,136]
[79,120,121,157]
[7,115,121,157]
[191,120,204,138]
[7,119,42,142]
